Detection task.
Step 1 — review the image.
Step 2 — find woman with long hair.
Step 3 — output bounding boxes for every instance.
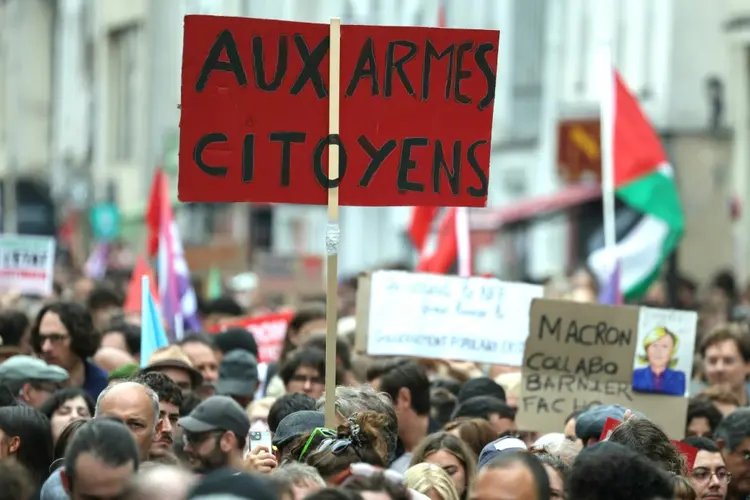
[410,432,477,500]
[0,405,53,492]
[405,463,460,500]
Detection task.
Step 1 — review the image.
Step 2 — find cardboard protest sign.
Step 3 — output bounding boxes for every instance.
[632,307,697,397]
[209,311,293,363]
[516,299,688,438]
[363,271,543,364]
[0,236,55,296]
[178,16,499,207]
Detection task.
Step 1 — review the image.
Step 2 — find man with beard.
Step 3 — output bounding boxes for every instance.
[131,371,183,463]
[178,395,249,473]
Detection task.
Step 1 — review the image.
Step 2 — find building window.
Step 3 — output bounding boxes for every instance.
[109,26,138,162]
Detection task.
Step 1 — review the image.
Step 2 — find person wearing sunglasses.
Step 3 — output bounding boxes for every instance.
[303,412,389,485]
[178,395,251,474]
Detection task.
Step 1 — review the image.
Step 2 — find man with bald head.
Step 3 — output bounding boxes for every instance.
[95,381,160,461]
[471,451,551,500]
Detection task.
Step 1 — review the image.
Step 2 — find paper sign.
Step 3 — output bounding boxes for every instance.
[210,311,293,363]
[599,417,622,441]
[0,235,55,296]
[365,271,543,365]
[632,307,697,397]
[516,299,688,438]
[178,16,499,207]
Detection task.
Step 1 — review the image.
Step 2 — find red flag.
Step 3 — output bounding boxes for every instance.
[612,70,669,188]
[145,170,166,257]
[416,208,458,274]
[408,207,440,252]
[414,208,473,276]
[124,256,160,313]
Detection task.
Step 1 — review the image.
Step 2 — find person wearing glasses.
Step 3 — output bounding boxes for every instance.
[178,395,254,474]
[30,301,107,399]
[280,347,338,400]
[683,436,729,500]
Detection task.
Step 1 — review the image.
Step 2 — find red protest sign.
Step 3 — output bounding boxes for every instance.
[671,440,698,473]
[210,311,293,364]
[179,16,499,207]
[599,417,622,441]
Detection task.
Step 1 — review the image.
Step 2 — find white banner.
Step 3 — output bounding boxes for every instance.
[0,235,55,296]
[366,271,543,365]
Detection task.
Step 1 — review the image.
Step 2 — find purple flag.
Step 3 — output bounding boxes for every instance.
[598,259,623,305]
[83,242,108,280]
[158,218,200,339]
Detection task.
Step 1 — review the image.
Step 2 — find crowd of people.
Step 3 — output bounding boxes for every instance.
[0,268,748,500]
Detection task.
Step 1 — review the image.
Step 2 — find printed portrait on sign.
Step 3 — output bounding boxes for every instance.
[632,308,697,397]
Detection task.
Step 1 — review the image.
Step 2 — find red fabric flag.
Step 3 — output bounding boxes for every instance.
[612,70,669,188]
[145,170,166,257]
[123,255,160,313]
[408,206,440,253]
[416,208,458,274]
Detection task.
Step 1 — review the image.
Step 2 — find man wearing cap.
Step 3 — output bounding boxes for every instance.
[178,395,251,474]
[575,404,644,446]
[140,345,203,394]
[0,355,69,408]
[216,349,259,409]
[272,410,325,459]
[477,436,528,470]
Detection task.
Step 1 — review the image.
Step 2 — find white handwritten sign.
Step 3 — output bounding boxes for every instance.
[366,271,543,365]
[0,235,55,296]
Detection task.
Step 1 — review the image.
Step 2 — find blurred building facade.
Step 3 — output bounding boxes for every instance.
[0,0,744,285]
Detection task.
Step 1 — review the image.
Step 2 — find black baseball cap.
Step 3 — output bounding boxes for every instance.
[272,410,325,447]
[216,350,258,398]
[188,468,277,500]
[178,396,250,439]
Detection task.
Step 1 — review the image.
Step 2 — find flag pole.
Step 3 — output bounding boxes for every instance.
[323,17,342,429]
[598,43,617,260]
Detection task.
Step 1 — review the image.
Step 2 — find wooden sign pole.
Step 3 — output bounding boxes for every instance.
[324,17,342,429]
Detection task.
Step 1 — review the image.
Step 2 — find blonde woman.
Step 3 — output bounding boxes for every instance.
[405,463,460,500]
[410,432,477,500]
[633,327,686,396]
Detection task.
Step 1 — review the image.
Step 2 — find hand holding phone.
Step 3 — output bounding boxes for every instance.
[243,431,277,473]
[249,431,273,451]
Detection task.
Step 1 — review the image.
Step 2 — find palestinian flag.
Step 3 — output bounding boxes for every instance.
[587,69,685,300]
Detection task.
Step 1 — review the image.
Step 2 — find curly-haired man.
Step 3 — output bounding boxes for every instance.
[31,301,108,399]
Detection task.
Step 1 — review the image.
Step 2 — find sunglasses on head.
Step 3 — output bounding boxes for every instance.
[318,437,353,455]
[298,427,337,462]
